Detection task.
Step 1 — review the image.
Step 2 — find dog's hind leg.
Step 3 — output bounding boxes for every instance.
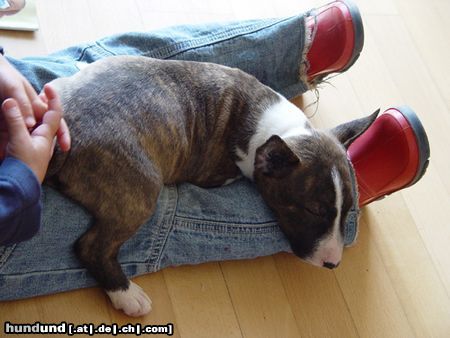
[54,139,164,316]
[72,177,162,317]
[74,216,153,316]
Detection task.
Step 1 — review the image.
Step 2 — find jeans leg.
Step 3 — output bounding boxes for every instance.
[0,160,359,300]
[0,186,175,300]
[96,16,310,98]
[8,14,310,98]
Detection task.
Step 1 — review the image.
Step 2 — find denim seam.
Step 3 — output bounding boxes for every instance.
[149,185,178,271]
[76,44,95,62]
[0,245,16,270]
[0,262,150,278]
[98,17,294,60]
[77,43,115,62]
[173,217,279,234]
[94,42,116,57]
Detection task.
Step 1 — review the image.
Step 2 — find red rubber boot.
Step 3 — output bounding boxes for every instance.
[305,0,364,83]
[348,106,430,206]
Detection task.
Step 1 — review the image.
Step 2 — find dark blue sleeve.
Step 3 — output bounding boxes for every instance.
[0,157,42,246]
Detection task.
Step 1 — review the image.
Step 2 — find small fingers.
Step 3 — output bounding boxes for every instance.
[31,108,62,145]
[43,84,70,151]
[43,84,61,111]
[10,85,36,128]
[1,98,30,141]
[39,92,49,104]
[24,80,47,120]
[57,118,71,152]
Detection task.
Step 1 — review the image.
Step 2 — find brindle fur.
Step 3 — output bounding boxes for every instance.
[47,56,279,291]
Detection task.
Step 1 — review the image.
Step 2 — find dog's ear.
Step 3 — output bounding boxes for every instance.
[255,135,300,178]
[330,109,380,149]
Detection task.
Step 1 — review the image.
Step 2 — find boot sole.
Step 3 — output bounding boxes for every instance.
[393,105,431,188]
[339,0,365,73]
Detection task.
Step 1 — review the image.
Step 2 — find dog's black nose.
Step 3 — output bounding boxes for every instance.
[323,261,340,269]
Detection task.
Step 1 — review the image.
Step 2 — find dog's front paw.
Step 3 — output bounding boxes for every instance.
[106,281,152,317]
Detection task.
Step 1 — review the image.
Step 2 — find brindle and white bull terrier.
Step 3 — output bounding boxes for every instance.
[47,55,378,316]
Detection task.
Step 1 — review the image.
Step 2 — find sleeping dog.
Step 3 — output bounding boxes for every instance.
[47,55,378,316]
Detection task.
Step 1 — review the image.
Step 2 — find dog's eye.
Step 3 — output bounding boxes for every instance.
[305,207,320,217]
[304,204,326,217]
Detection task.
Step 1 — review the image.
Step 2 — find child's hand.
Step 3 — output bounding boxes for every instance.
[0,55,47,128]
[1,85,70,183]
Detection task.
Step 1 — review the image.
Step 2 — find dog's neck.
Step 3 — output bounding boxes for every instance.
[235,95,312,179]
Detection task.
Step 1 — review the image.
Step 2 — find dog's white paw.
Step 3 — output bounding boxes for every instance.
[106,281,152,317]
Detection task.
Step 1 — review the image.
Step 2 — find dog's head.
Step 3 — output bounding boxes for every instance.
[254,110,379,269]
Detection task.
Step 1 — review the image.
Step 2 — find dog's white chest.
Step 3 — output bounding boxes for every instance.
[235,96,311,178]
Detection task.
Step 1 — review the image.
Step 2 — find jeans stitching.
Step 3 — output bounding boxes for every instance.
[150,18,291,59]
[77,43,115,63]
[0,245,16,270]
[173,217,279,234]
[97,17,294,59]
[76,44,95,62]
[0,262,150,278]
[148,185,178,271]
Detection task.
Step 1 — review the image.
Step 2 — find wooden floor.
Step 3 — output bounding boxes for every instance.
[1,0,449,337]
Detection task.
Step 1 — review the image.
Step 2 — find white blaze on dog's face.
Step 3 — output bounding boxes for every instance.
[252,107,379,269]
[306,166,345,268]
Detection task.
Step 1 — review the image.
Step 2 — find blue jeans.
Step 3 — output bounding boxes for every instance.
[0,14,360,300]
